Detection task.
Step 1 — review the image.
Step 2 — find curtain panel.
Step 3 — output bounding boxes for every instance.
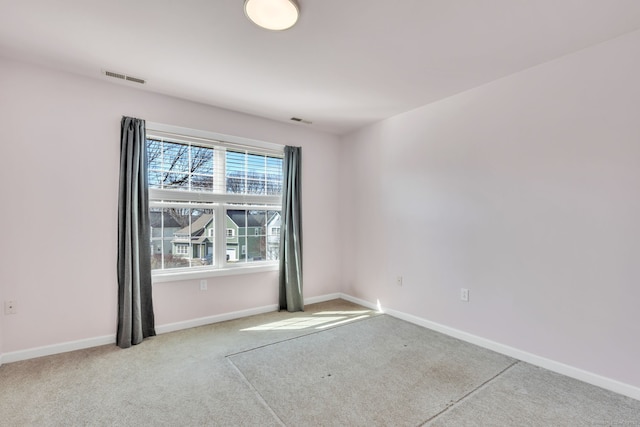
[117,116,156,348]
[279,146,304,312]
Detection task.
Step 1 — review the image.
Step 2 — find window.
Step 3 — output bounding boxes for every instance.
[147,124,283,279]
[174,244,189,255]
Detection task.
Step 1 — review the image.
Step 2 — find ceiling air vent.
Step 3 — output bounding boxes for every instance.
[290,117,312,125]
[104,70,146,84]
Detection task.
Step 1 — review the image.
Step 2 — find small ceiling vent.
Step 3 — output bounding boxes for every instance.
[104,70,146,84]
[290,117,312,125]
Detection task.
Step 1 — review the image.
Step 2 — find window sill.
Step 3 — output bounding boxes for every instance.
[152,263,279,284]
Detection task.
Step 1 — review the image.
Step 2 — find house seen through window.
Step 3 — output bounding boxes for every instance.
[146,128,283,275]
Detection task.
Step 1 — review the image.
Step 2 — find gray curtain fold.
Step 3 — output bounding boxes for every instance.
[279,146,304,312]
[117,116,156,348]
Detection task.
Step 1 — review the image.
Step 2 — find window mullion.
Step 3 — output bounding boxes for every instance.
[188,209,193,266]
[160,209,165,270]
[188,142,192,192]
[214,147,226,194]
[215,205,225,267]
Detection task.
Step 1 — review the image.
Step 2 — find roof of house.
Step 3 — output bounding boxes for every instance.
[149,211,183,228]
[175,215,213,236]
[227,210,279,228]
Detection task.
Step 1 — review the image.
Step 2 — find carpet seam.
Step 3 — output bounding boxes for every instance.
[419,360,520,426]
[224,312,383,358]
[226,357,286,427]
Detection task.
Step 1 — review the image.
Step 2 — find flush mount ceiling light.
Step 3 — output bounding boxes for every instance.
[244,0,299,31]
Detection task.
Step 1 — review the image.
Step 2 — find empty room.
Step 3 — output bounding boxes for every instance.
[1,1,639,425]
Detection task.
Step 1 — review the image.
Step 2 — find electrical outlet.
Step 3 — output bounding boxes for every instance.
[4,300,17,315]
[460,288,469,302]
[200,280,208,291]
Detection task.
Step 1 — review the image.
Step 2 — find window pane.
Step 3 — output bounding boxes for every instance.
[148,170,164,188]
[163,142,190,173]
[150,208,168,270]
[226,209,279,263]
[147,139,165,189]
[191,174,213,191]
[266,210,281,261]
[225,151,282,196]
[190,208,215,266]
[146,139,215,191]
[247,154,267,194]
[191,145,213,175]
[150,207,215,270]
[266,156,283,195]
[226,176,246,194]
[163,172,190,190]
[147,140,163,171]
[246,178,266,195]
[247,153,265,176]
[226,151,245,194]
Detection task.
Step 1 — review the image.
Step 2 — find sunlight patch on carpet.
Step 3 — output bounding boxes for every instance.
[230,315,515,426]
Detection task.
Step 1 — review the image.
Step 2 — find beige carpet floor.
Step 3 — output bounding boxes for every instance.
[1,299,638,426]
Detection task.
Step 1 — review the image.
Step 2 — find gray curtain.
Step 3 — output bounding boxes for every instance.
[117,116,156,348]
[279,146,304,312]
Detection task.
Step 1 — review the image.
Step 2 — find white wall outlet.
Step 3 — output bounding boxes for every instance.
[4,300,17,315]
[200,280,208,291]
[460,288,469,302]
[396,276,403,286]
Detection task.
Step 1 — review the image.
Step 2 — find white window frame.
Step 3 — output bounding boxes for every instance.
[147,122,283,283]
[174,244,189,255]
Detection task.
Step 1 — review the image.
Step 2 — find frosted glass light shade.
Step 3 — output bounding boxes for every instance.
[244,0,299,31]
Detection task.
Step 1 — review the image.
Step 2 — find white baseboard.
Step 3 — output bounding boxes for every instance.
[0,307,279,364]
[338,293,640,402]
[155,303,279,334]
[339,294,381,311]
[305,293,342,305]
[0,293,343,364]
[6,291,636,402]
[1,335,115,364]
[156,293,342,335]
[1,305,281,363]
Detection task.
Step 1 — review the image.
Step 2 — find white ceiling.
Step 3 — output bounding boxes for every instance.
[2,1,640,135]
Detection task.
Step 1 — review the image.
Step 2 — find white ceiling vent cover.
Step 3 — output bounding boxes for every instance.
[104,70,146,84]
